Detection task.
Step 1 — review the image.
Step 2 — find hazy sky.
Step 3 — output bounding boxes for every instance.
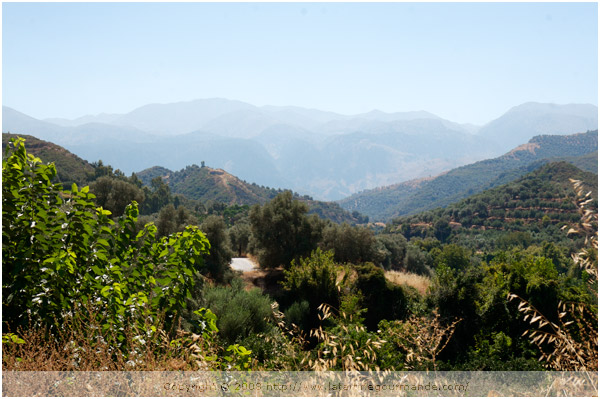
[2,2,598,125]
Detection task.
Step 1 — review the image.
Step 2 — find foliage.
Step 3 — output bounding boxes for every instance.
[403,244,433,276]
[199,215,235,283]
[90,176,145,217]
[375,233,407,270]
[508,297,598,372]
[155,203,199,238]
[2,138,210,346]
[508,178,598,372]
[249,191,323,268]
[229,221,251,256]
[3,304,253,372]
[426,262,484,357]
[435,244,472,270]
[379,310,460,370]
[306,304,386,371]
[392,162,597,253]
[141,176,173,214]
[353,263,408,330]
[320,223,379,264]
[281,249,341,331]
[201,279,273,345]
[2,133,95,187]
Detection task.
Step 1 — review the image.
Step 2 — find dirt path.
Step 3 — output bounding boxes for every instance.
[230,257,258,272]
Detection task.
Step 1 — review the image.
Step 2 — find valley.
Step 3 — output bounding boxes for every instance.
[2,100,598,378]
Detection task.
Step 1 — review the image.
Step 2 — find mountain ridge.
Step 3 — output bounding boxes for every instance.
[4,100,597,201]
[338,130,598,221]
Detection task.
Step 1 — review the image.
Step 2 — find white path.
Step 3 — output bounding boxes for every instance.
[230,257,258,272]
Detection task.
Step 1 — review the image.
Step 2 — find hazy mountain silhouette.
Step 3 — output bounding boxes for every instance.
[3,100,597,200]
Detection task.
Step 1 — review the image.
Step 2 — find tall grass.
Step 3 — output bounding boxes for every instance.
[385,270,431,295]
[3,304,218,371]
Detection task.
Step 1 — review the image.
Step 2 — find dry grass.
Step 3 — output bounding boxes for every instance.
[385,270,431,295]
[2,305,218,372]
[381,310,461,371]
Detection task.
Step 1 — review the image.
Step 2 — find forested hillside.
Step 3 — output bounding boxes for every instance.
[137,164,281,205]
[339,130,598,221]
[389,161,597,252]
[137,163,367,224]
[1,133,366,227]
[2,132,94,187]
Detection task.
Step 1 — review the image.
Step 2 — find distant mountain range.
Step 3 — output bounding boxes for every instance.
[3,99,597,200]
[337,130,598,221]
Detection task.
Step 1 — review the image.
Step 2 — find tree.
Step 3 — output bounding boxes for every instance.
[320,223,379,265]
[375,234,407,270]
[434,217,452,242]
[90,176,145,217]
[201,215,234,282]
[353,263,407,330]
[229,222,251,257]
[282,249,341,331]
[249,191,323,269]
[141,176,172,214]
[436,244,471,270]
[404,245,432,276]
[156,204,177,237]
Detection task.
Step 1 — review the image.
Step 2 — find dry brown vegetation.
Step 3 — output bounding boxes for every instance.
[2,308,214,372]
[385,270,431,295]
[380,310,460,371]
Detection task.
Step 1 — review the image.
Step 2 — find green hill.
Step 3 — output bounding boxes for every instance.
[389,161,598,251]
[137,164,282,205]
[2,133,94,187]
[338,130,598,221]
[137,164,367,224]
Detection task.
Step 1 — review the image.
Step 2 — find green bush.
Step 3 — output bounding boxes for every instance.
[281,249,340,331]
[354,263,407,330]
[404,245,432,276]
[2,137,210,344]
[249,191,323,268]
[201,279,273,344]
[284,300,310,331]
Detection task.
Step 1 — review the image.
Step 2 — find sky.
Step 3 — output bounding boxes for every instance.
[2,2,598,125]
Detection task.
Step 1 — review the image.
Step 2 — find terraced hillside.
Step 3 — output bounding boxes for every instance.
[390,161,597,251]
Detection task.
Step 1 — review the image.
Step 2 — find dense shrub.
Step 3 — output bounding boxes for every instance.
[404,245,432,276]
[201,279,273,344]
[353,263,407,330]
[2,137,209,343]
[320,223,379,264]
[281,249,341,331]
